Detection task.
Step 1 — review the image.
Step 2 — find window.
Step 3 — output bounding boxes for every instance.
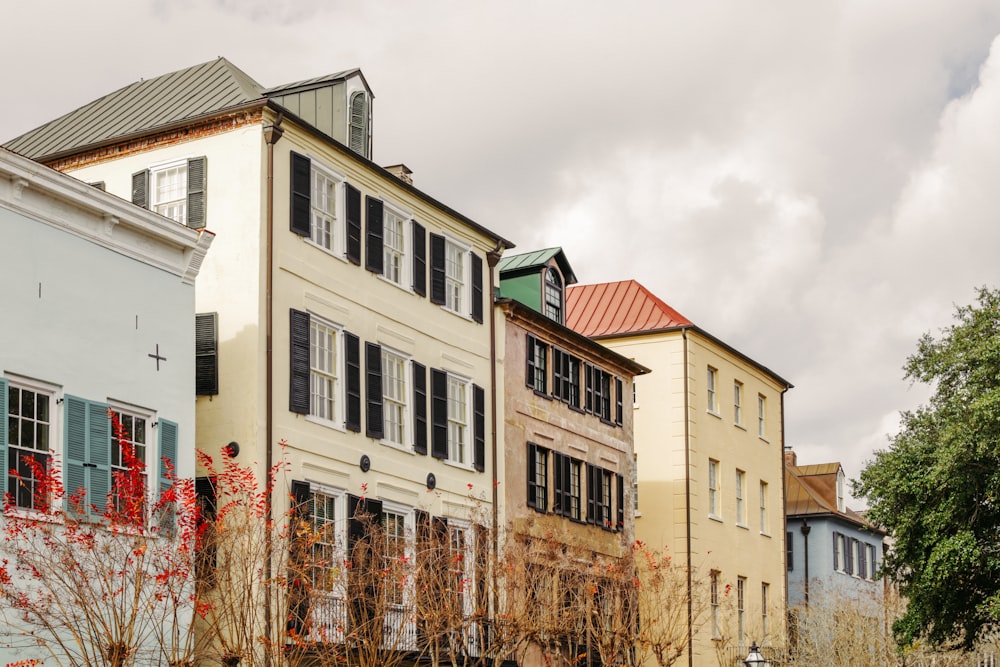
[757,394,767,438]
[710,571,721,638]
[587,464,612,528]
[132,157,207,229]
[585,365,612,421]
[381,349,408,447]
[707,366,718,413]
[527,443,548,512]
[310,164,341,251]
[759,481,769,534]
[5,380,53,511]
[833,532,846,573]
[430,371,485,471]
[310,317,341,424]
[762,582,770,638]
[447,375,469,464]
[110,407,150,516]
[445,239,466,313]
[429,234,483,322]
[552,348,581,407]
[349,91,369,156]
[543,268,563,323]
[449,522,473,615]
[310,489,344,592]
[195,312,219,396]
[383,506,411,605]
[737,576,746,647]
[708,459,720,518]
[735,469,746,526]
[526,334,548,394]
[383,205,406,285]
[866,544,877,580]
[836,468,846,512]
[553,452,581,520]
[151,162,187,223]
[846,537,856,576]
[787,531,794,570]
[734,381,743,425]
[856,540,867,580]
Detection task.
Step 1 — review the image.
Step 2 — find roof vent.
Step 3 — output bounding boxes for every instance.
[384,164,413,185]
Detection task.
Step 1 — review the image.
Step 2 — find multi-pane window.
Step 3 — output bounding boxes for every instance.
[553,452,581,520]
[734,381,743,425]
[762,582,770,638]
[597,468,612,528]
[737,576,746,647]
[110,409,149,515]
[6,382,52,511]
[837,468,846,512]
[586,366,612,421]
[311,491,342,592]
[445,239,466,314]
[552,349,581,407]
[707,367,718,413]
[449,524,471,615]
[708,459,720,518]
[710,571,720,638]
[527,443,548,512]
[151,163,187,224]
[543,268,563,323]
[381,349,408,446]
[526,335,548,394]
[866,544,877,580]
[383,507,408,605]
[383,206,406,285]
[759,481,769,533]
[736,469,746,525]
[310,165,340,250]
[447,375,469,464]
[834,532,846,573]
[310,318,341,423]
[757,394,767,438]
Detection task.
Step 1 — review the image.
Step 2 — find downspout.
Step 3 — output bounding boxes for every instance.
[780,387,791,633]
[262,112,284,663]
[800,519,811,608]
[486,245,503,611]
[682,327,693,667]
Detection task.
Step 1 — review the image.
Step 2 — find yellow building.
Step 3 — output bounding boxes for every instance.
[568,280,792,666]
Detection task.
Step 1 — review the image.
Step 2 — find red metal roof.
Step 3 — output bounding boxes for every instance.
[566,280,693,338]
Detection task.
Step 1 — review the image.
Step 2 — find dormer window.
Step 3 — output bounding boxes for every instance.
[836,468,846,512]
[544,267,563,323]
[348,92,369,157]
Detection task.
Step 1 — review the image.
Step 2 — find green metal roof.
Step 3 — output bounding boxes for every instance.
[497,247,577,283]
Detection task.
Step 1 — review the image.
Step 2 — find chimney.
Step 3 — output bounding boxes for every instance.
[784,448,797,467]
[384,164,413,185]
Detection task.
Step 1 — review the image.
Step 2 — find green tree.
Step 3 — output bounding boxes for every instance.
[856,286,1000,650]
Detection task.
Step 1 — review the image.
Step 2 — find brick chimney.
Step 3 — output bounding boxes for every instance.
[384,164,413,185]
[784,448,797,467]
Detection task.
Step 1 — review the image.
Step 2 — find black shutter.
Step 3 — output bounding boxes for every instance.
[526,335,537,389]
[616,473,625,531]
[347,494,383,634]
[615,377,624,426]
[195,312,218,396]
[431,369,448,459]
[584,363,595,413]
[473,384,485,472]
[288,480,312,634]
[832,532,840,571]
[586,464,598,525]
[346,184,362,265]
[470,251,484,323]
[187,156,207,229]
[365,196,384,274]
[345,333,361,432]
[787,532,794,571]
[131,169,149,209]
[429,233,446,305]
[412,221,426,296]
[413,361,427,455]
[365,343,383,439]
[290,152,311,236]
[289,309,310,414]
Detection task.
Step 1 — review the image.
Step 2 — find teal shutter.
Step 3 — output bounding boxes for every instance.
[64,396,111,517]
[186,156,207,229]
[0,379,7,490]
[159,418,178,496]
[64,395,89,512]
[87,401,111,516]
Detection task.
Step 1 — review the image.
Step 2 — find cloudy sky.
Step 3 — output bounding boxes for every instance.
[5,1,1000,501]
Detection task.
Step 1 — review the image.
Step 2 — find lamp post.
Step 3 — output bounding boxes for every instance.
[744,642,767,666]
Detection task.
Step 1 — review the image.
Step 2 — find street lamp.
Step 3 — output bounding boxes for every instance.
[744,642,767,666]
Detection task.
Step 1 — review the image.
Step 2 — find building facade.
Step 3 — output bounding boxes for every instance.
[0,147,212,664]
[567,279,792,667]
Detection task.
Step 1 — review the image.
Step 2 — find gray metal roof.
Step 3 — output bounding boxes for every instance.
[4,58,267,159]
[263,68,364,97]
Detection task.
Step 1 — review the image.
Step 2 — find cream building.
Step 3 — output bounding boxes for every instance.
[568,279,792,667]
[7,58,513,660]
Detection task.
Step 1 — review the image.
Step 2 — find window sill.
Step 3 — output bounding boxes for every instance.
[380,440,415,455]
[707,409,721,419]
[377,273,414,294]
[305,414,347,432]
[443,459,475,473]
[734,423,747,431]
[304,237,348,263]
[760,531,772,538]
[758,435,770,444]
[441,305,472,321]
[709,514,724,523]
[736,522,749,530]
[530,388,552,400]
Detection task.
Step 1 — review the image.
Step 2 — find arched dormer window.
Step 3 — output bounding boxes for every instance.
[836,468,846,512]
[544,267,563,323]
[349,92,369,157]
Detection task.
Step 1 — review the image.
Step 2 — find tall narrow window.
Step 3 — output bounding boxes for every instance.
[382,206,407,286]
[759,481,769,534]
[708,459,720,518]
[445,240,466,314]
[737,576,746,648]
[710,571,720,638]
[383,507,409,605]
[527,443,548,512]
[735,469,746,526]
[382,349,408,447]
[757,394,767,438]
[526,335,548,393]
[110,407,150,517]
[349,91,369,156]
[311,490,342,592]
[553,452,581,520]
[762,582,770,638]
[707,366,718,413]
[151,162,187,223]
[837,468,846,511]
[447,375,469,464]
[543,268,563,323]
[310,318,340,423]
[734,381,743,425]
[5,380,53,511]
[311,165,339,250]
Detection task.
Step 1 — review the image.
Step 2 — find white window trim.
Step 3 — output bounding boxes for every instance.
[107,399,158,511]
[757,393,768,441]
[733,380,745,428]
[735,469,747,528]
[442,235,472,318]
[759,480,770,536]
[444,372,474,469]
[305,160,347,260]
[305,313,346,431]
[708,459,722,521]
[706,366,720,417]
[148,157,189,225]
[308,483,348,598]
[379,200,412,291]
[379,345,412,452]
[381,500,415,607]
[4,374,61,518]
[446,517,475,617]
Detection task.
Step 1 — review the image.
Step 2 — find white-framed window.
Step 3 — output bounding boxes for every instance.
[757,394,767,438]
[543,267,563,323]
[761,582,770,638]
[737,576,746,648]
[151,161,187,224]
[708,459,721,519]
[447,375,470,465]
[735,469,747,526]
[310,316,343,425]
[836,468,846,512]
[109,403,153,516]
[759,481,769,534]
[444,238,468,315]
[310,486,346,593]
[834,532,846,573]
[309,163,344,254]
[381,348,409,447]
[348,91,369,156]
[710,570,721,638]
[866,543,877,580]
[5,377,56,512]
[382,203,408,287]
[707,366,718,414]
[734,381,743,426]
[382,503,414,606]
[448,519,474,617]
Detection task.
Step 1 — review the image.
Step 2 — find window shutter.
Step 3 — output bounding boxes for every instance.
[858,542,867,579]
[196,313,218,395]
[473,384,485,472]
[365,197,384,274]
[832,532,840,571]
[131,169,149,209]
[430,369,448,459]
[586,464,598,524]
[526,334,537,389]
[64,395,88,513]
[429,233,446,305]
[158,418,178,498]
[0,379,6,479]
[470,251,484,323]
[186,156,207,229]
[344,332,361,432]
[345,184,362,265]
[846,538,855,575]
[412,221,426,296]
[365,343,384,439]
[616,473,625,531]
[65,396,111,517]
[289,309,310,414]
[615,377,624,425]
[584,363,595,413]
[787,532,794,571]
[413,361,427,455]
[288,480,312,634]
[290,152,311,237]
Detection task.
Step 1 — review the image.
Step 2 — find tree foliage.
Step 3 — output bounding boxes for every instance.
[856,286,1000,649]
